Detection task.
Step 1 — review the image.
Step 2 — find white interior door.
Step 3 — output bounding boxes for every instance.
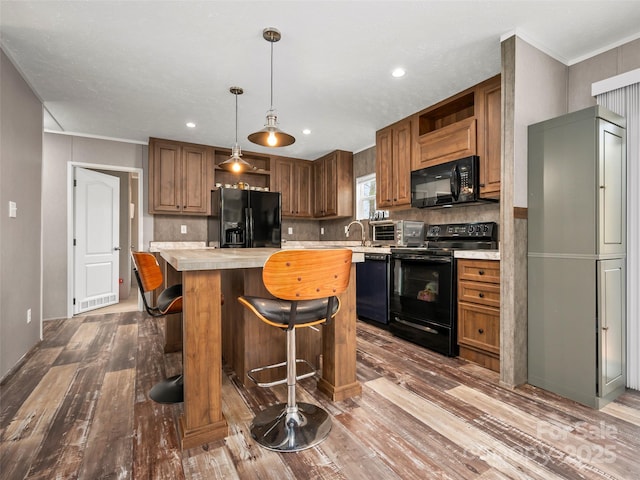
[74,167,120,314]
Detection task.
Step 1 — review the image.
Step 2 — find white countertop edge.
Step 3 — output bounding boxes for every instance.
[454,250,500,260]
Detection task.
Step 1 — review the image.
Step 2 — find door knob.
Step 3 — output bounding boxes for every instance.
[114,247,121,251]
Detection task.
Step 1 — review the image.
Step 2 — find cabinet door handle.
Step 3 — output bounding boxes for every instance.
[478,292,485,298]
[478,328,484,334]
[478,270,485,275]
[176,205,180,209]
[602,326,609,331]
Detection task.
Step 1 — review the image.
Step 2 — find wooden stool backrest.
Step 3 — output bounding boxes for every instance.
[262,249,352,301]
[131,252,164,293]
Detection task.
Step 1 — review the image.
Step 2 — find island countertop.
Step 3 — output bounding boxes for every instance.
[160,247,364,271]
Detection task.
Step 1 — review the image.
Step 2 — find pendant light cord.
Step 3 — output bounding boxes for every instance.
[235,91,239,144]
[270,39,274,111]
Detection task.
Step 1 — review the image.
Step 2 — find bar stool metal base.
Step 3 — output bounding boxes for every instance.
[250,402,332,452]
[149,374,183,404]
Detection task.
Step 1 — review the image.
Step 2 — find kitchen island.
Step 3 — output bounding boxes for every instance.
[159,247,363,449]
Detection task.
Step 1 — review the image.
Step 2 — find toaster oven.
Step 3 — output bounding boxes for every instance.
[371,220,425,247]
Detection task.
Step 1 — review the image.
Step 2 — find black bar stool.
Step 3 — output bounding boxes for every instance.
[238,248,352,452]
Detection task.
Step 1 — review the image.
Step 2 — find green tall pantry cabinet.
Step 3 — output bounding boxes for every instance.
[528,106,626,408]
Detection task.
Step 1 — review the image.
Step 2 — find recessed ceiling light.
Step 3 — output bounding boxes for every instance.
[302,128,311,135]
[186,122,196,128]
[392,68,406,78]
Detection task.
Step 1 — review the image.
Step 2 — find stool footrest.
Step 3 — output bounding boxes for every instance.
[247,358,316,388]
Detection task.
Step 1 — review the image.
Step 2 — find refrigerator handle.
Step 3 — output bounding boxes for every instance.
[245,207,253,247]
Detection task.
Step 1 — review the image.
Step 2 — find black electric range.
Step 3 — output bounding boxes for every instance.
[389,222,498,356]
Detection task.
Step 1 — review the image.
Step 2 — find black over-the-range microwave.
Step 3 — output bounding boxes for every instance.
[411,155,495,208]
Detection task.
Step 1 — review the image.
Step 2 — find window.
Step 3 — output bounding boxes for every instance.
[356,173,376,220]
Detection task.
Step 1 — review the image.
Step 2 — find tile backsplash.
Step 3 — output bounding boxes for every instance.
[153,215,208,242]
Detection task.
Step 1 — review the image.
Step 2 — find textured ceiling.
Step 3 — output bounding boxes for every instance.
[1,1,640,160]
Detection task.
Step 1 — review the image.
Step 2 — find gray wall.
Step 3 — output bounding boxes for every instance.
[568,37,640,111]
[0,50,43,379]
[42,133,149,319]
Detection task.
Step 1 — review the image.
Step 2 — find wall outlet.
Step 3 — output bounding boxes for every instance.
[320,227,325,235]
[180,225,187,234]
[344,226,349,236]
[27,308,31,323]
[287,227,293,235]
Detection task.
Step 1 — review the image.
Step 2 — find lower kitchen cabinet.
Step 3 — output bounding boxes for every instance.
[457,259,500,372]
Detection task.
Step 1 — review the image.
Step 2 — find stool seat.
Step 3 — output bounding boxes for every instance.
[157,283,183,315]
[239,296,339,327]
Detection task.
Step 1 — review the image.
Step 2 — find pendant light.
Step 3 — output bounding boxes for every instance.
[219,87,254,173]
[248,27,295,148]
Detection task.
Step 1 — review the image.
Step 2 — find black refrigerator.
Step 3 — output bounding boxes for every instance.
[208,188,281,248]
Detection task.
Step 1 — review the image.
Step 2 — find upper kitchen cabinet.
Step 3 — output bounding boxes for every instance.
[148,138,213,215]
[376,117,412,209]
[412,75,501,199]
[476,75,502,198]
[272,156,313,218]
[413,92,476,168]
[313,150,353,219]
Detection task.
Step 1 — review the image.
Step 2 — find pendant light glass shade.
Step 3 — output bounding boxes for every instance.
[248,28,295,148]
[219,87,254,173]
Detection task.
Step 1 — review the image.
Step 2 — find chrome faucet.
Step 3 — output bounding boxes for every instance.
[346,220,366,246]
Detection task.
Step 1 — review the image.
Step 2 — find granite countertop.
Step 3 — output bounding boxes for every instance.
[160,246,365,272]
[454,250,500,260]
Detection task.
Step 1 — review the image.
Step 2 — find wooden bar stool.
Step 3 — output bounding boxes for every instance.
[131,251,184,404]
[238,248,352,452]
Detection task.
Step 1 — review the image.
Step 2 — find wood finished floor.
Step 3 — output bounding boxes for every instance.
[1,311,639,480]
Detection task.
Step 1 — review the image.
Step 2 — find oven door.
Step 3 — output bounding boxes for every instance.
[389,252,457,356]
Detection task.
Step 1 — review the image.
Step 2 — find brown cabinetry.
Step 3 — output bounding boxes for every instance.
[272,156,313,218]
[476,75,501,198]
[412,75,501,199]
[413,92,476,169]
[313,150,353,219]
[457,259,500,371]
[376,117,412,208]
[149,138,213,215]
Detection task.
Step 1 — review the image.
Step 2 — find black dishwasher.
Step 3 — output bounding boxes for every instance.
[356,252,390,325]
